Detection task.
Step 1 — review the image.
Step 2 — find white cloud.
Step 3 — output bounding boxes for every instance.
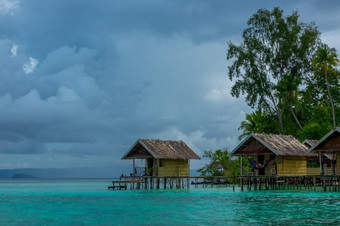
[23,57,39,74]
[10,44,17,57]
[0,0,19,15]
[203,71,235,102]
[205,88,226,101]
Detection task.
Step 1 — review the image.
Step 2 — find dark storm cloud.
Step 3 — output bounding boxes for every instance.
[0,0,338,170]
[0,0,303,57]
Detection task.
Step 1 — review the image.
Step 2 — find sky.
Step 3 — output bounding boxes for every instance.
[0,0,340,173]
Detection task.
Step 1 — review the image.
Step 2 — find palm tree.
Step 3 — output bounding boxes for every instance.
[312,47,339,128]
[276,74,303,130]
[238,111,265,140]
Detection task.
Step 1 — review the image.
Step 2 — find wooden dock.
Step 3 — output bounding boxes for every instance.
[108,176,191,190]
[108,175,340,192]
[108,180,144,190]
[238,175,340,192]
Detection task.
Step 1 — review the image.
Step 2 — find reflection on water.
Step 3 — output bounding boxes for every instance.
[0,179,339,225]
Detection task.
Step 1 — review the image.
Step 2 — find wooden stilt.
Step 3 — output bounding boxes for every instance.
[232,176,235,192]
[241,177,244,191]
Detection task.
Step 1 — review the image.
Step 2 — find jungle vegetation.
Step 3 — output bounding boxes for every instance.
[199,7,340,176]
[228,7,339,141]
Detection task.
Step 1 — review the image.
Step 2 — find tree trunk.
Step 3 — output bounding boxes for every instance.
[325,71,336,128]
[276,107,284,134]
[289,100,303,130]
[269,93,284,133]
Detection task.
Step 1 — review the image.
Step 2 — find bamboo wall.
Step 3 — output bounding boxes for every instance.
[306,167,321,175]
[157,159,190,176]
[277,156,307,176]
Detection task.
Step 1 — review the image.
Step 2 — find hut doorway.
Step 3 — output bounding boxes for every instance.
[258,155,265,175]
[146,158,154,175]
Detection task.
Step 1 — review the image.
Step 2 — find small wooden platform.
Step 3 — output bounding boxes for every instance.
[108,180,144,190]
[108,185,127,190]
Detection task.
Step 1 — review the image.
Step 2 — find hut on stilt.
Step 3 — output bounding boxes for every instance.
[308,127,340,175]
[230,133,319,176]
[303,139,333,175]
[121,139,200,177]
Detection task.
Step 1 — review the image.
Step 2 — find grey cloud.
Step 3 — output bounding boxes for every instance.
[0,0,303,57]
[0,0,337,170]
[0,138,46,154]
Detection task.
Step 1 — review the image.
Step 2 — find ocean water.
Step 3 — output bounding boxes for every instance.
[0,179,339,225]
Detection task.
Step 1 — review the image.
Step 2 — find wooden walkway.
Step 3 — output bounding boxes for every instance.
[108,180,144,190]
[238,175,340,192]
[108,175,340,192]
[108,176,191,190]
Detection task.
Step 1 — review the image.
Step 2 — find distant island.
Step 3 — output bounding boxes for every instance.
[11,173,40,179]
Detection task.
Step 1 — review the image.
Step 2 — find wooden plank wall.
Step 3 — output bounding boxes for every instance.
[158,159,190,176]
[277,156,307,176]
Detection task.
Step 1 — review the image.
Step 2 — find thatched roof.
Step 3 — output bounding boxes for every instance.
[230,133,316,157]
[121,139,200,160]
[308,127,340,153]
[303,139,318,148]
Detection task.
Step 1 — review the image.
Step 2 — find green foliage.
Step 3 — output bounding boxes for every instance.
[227,7,320,132]
[238,110,277,140]
[198,149,251,176]
[299,101,339,140]
[147,167,153,174]
[312,46,339,78]
[312,46,340,128]
[228,7,340,142]
[200,8,339,177]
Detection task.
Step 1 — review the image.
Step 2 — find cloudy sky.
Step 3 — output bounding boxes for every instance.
[0,0,339,172]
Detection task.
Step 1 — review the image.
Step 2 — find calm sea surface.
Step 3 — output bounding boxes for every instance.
[0,179,339,225]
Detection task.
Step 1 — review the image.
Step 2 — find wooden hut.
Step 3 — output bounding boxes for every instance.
[230,133,317,176]
[308,127,340,175]
[303,139,334,175]
[121,139,200,177]
[303,139,318,148]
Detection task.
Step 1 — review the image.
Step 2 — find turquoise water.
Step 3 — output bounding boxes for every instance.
[0,179,339,225]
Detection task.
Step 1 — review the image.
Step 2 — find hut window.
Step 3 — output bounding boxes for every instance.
[159,160,165,167]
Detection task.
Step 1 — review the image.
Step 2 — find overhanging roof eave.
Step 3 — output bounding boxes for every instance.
[121,139,158,160]
[229,133,278,156]
[308,127,340,153]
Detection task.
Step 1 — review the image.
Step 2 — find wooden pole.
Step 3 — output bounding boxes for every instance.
[275,156,278,176]
[333,153,337,176]
[232,176,235,192]
[155,159,159,177]
[240,155,243,176]
[319,151,324,175]
[133,159,135,176]
[241,177,244,191]
[323,176,326,192]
